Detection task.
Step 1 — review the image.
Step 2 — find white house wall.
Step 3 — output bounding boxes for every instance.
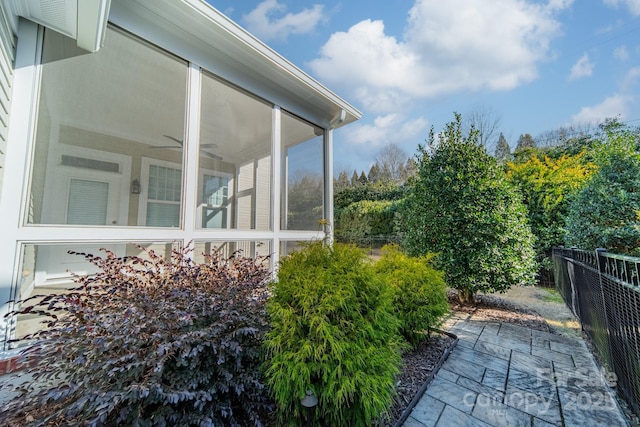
[0,1,360,352]
[0,3,16,202]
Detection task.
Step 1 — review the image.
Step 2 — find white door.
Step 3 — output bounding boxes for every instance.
[36,150,130,285]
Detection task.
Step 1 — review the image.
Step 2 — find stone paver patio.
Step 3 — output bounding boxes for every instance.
[403,312,629,427]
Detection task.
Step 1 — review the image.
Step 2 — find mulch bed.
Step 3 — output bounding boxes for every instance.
[385,332,455,426]
[449,291,551,332]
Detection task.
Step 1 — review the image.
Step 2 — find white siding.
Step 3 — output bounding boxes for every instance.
[255,156,271,230]
[0,4,15,201]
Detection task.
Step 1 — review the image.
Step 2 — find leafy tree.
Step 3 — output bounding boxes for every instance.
[565,122,640,254]
[494,132,511,163]
[402,113,536,304]
[507,152,594,279]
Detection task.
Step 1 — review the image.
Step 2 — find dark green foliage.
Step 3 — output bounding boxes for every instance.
[565,123,640,255]
[334,182,406,246]
[373,245,449,346]
[335,199,399,243]
[334,182,405,210]
[287,173,323,230]
[401,113,536,303]
[2,247,271,427]
[350,170,359,186]
[263,242,403,427]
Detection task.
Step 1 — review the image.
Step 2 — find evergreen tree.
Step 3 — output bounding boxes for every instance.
[367,163,381,183]
[335,170,350,191]
[350,170,359,186]
[358,171,368,185]
[515,133,536,152]
[494,132,511,162]
[379,163,392,183]
[402,113,536,304]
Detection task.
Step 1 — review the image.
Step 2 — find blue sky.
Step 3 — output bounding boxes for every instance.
[206,0,640,174]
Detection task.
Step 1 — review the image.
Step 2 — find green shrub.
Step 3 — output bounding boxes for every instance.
[565,122,640,255]
[374,244,449,346]
[2,246,271,427]
[335,199,398,243]
[401,113,537,304]
[334,182,405,210]
[263,242,403,427]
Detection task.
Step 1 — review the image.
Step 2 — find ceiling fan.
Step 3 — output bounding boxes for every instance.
[150,135,223,160]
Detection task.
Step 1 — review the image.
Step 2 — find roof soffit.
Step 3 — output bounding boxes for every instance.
[109,0,360,129]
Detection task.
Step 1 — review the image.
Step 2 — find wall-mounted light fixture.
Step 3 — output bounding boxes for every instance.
[130,179,141,194]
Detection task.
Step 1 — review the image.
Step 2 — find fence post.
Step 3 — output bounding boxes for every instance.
[569,247,578,316]
[595,248,614,369]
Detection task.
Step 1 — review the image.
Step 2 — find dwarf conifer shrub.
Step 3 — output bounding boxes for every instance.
[1,246,271,427]
[263,242,403,427]
[374,244,449,346]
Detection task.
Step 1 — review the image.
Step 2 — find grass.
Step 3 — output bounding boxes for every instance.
[540,288,565,304]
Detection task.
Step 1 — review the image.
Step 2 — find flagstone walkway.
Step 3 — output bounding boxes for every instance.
[402,312,629,427]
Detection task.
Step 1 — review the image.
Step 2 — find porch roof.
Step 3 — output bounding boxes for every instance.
[109,0,361,130]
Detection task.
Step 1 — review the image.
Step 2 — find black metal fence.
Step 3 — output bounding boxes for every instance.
[553,247,640,416]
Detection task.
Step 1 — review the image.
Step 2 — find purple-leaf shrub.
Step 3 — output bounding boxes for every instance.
[1,245,272,427]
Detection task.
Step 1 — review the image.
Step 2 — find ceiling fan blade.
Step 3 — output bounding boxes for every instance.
[202,151,223,160]
[163,135,184,146]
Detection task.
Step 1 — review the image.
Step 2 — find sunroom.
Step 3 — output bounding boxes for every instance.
[0,0,360,351]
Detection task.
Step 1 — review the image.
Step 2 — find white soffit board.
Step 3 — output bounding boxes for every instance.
[13,0,77,38]
[11,0,110,52]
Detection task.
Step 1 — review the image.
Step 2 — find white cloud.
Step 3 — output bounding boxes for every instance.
[242,0,325,41]
[571,67,640,125]
[341,114,428,149]
[570,94,630,125]
[309,0,572,113]
[621,66,640,91]
[614,45,629,61]
[602,0,640,15]
[569,53,594,80]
